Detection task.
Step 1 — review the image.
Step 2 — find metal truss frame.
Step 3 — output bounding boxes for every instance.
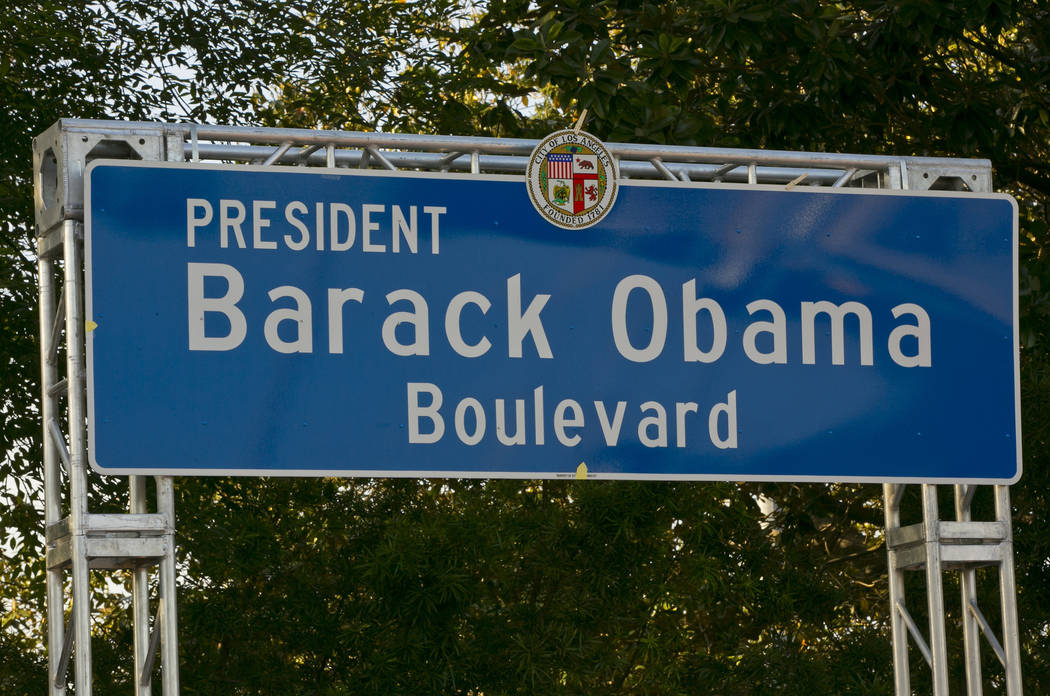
[884,483,1023,694]
[33,118,1019,694]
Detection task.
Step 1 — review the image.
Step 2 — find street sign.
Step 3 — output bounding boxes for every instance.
[85,161,1020,482]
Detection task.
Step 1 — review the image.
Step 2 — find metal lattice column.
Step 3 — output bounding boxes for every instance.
[883,484,1023,695]
[35,123,181,695]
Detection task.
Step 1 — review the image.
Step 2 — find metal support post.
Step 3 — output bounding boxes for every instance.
[995,486,1023,695]
[886,482,1024,695]
[37,120,182,696]
[955,484,984,695]
[921,484,950,695]
[40,251,67,695]
[63,219,93,693]
[131,476,152,695]
[883,484,910,694]
[158,476,180,695]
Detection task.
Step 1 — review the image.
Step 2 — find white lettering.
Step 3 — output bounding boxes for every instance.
[553,399,584,446]
[284,201,310,250]
[683,280,726,362]
[495,399,526,445]
[801,301,873,366]
[187,262,246,351]
[638,401,668,447]
[264,286,313,354]
[507,274,553,359]
[327,288,365,354]
[362,204,385,252]
[330,203,355,251]
[743,299,788,364]
[383,289,430,356]
[252,200,277,249]
[888,303,932,367]
[392,205,417,253]
[219,199,247,248]
[533,386,545,445]
[612,275,667,363]
[407,382,444,443]
[594,401,627,446]
[455,398,486,445]
[708,390,738,449]
[445,291,492,358]
[186,199,212,247]
[315,202,325,251]
[675,402,699,447]
[423,205,445,254]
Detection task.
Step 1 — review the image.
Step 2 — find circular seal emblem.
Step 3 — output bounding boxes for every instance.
[526,129,618,229]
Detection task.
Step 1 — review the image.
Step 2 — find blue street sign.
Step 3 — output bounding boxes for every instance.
[85,161,1020,482]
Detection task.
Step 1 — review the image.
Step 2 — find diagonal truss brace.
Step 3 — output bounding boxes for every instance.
[896,599,934,667]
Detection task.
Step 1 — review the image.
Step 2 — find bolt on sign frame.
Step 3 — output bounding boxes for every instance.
[34,118,1021,695]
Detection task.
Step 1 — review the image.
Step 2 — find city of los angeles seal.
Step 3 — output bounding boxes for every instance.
[526,129,618,230]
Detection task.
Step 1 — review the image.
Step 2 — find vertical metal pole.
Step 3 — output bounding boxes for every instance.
[955,485,983,696]
[883,483,910,696]
[161,131,182,695]
[40,253,68,695]
[157,476,180,694]
[131,476,152,696]
[64,220,92,694]
[921,484,950,696]
[996,485,1023,695]
[883,165,912,696]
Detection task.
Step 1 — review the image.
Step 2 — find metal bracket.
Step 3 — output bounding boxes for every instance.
[33,120,165,236]
[46,513,170,571]
[908,159,993,193]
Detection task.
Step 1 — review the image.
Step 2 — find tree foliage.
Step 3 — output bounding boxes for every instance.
[2,0,1050,694]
